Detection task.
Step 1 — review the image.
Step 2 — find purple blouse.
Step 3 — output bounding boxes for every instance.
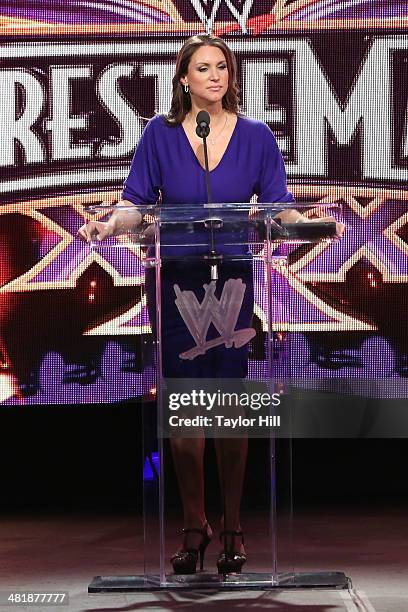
[123,114,293,206]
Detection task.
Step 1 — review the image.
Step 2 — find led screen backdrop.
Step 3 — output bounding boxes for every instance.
[1,1,408,404]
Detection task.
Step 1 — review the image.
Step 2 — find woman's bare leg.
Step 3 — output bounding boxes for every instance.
[214,436,248,552]
[170,436,211,547]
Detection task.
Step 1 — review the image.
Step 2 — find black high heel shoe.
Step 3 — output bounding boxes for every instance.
[217,530,247,574]
[170,522,212,574]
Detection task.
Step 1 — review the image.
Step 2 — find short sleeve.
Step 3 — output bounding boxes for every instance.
[256,125,294,204]
[122,118,162,205]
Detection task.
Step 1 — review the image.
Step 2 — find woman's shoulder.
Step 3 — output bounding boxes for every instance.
[144,113,169,131]
[238,115,276,139]
[143,114,171,136]
[238,114,264,126]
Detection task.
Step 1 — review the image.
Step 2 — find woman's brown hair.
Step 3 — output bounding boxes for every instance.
[165,35,240,125]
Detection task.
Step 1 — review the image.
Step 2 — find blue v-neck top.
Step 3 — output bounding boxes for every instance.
[123,114,293,206]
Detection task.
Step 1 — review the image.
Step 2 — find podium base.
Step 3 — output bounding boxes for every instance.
[88,571,349,592]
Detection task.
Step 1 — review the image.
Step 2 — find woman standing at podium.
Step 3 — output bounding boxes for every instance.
[79,34,343,575]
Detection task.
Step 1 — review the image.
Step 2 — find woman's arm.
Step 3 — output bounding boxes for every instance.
[78,118,161,242]
[257,125,344,238]
[77,199,142,242]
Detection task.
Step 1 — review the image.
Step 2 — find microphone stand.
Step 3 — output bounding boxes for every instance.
[202,133,212,206]
[196,115,221,281]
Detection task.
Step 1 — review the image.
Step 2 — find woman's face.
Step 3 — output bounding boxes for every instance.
[181,45,229,107]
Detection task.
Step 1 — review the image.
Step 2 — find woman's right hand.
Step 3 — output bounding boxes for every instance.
[77,220,115,243]
[77,200,143,243]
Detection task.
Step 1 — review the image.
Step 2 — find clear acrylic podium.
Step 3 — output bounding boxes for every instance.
[87,201,348,592]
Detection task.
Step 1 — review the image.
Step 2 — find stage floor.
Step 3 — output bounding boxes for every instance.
[1,508,406,611]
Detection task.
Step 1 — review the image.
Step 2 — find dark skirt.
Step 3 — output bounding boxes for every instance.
[145,260,254,379]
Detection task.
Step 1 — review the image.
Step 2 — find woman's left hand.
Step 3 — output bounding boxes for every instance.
[274,208,345,239]
[306,215,345,239]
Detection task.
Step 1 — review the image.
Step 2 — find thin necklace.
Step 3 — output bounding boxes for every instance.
[188,112,228,145]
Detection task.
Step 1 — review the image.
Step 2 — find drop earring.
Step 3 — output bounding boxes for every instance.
[184,83,189,93]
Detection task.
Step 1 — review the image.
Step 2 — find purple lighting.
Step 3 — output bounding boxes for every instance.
[0,0,170,24]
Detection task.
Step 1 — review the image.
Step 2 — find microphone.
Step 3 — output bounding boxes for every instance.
[196,110,210,138]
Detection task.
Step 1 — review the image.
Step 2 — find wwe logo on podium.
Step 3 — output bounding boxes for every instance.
[174,278,255,360]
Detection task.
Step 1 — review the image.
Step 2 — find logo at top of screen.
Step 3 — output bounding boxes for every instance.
[1,0,407,33]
